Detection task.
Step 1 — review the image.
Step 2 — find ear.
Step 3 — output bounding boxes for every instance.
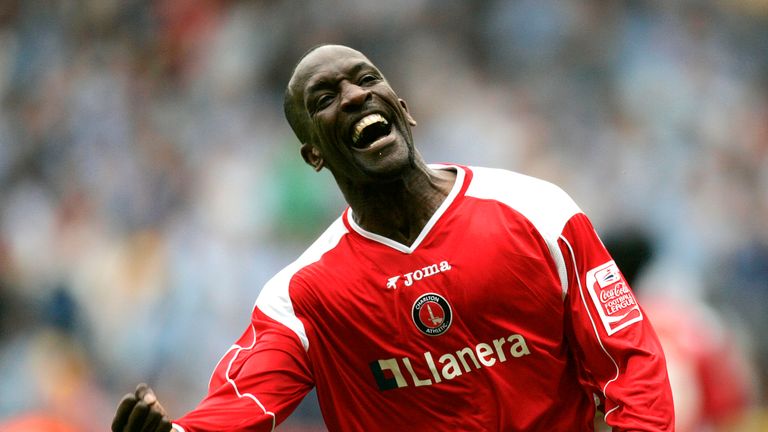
[300,143,324,172]
[399,99,417,127]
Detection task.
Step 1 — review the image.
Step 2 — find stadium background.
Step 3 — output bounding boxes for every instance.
[0,0,766,430]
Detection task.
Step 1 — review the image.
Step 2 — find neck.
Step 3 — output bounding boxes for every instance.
[338,161,457,246]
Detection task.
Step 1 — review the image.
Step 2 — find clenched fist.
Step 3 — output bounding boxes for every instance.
[112,383,173,432]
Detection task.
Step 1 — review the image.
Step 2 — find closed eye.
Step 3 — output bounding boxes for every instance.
[315,94,334,111]
[359,74,379,85]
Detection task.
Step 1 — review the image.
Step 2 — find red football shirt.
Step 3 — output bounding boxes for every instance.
[173,165,674,431]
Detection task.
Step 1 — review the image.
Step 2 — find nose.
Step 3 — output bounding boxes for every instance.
[339,81,370,111]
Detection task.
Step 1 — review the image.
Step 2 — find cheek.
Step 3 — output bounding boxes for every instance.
[313,115,343,143]
[312,128,350,167]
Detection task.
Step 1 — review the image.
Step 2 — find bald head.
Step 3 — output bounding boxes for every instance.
[283,45,375,144]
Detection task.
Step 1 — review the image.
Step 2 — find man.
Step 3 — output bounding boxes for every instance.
[112,44,674,431]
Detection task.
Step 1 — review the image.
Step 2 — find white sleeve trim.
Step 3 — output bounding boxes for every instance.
[224,323,277,431]
[560,234,622,422]
[465,167,580,296]
[256,217,348,351]
[171,424,185,432]
[545,238,569,299]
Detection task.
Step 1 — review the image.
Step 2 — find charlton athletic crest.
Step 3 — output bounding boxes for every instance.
[412,293,452,336]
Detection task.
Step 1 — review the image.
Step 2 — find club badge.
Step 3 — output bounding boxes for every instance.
[412,293,452,336]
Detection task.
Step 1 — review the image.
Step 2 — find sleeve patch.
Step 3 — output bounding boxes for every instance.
[585,261,643,335]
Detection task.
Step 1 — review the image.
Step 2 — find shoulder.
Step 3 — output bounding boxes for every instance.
[254,217,349,350]
[464,165,582,241]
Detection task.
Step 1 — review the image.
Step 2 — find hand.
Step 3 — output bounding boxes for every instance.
[112,383,173,432]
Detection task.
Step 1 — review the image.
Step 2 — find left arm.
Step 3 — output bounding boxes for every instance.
[558,213,674,431]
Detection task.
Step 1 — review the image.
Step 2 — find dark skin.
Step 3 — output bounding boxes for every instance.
[111,44,455,431]
[112,383,172,432]
[291,44,456,245]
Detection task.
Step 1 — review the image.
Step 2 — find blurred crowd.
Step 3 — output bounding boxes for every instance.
[0,0,766,431]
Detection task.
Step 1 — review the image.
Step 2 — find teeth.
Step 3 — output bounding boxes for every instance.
[352,114,388,145]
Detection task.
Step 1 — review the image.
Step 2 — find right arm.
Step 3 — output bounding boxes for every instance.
[174,308,314,431]
[113,308,314,432]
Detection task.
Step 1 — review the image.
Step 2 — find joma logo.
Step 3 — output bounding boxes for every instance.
[386,261,451,289]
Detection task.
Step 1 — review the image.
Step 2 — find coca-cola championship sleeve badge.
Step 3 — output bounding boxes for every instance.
[585,261,643,336]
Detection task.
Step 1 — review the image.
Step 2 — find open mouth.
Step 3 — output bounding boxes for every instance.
[351,113,392,149]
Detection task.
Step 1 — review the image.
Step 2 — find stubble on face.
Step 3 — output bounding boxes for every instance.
[286,45,418,184]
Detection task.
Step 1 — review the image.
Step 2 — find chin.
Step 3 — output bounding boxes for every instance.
[358,152,414,183]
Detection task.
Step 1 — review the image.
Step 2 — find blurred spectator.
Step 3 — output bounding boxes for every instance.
[0,414,79,432]
[605,229,759,431]
[1,0,767,429]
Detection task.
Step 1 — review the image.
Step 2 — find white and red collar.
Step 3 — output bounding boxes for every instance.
[344,164,468,254]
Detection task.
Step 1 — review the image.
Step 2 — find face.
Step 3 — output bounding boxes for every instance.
[288,45,417,183]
